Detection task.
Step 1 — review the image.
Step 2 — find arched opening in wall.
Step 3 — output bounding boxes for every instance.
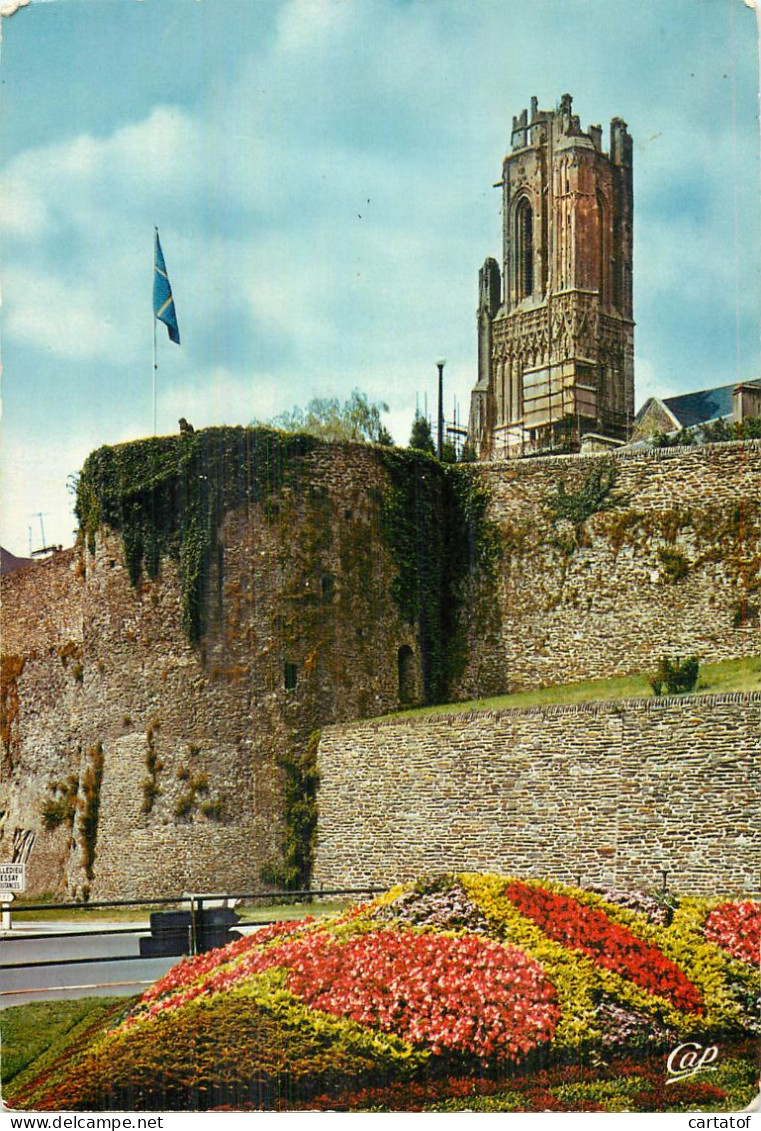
[284,662,298,691]
[515,197,533,299]
[397,645,416,706]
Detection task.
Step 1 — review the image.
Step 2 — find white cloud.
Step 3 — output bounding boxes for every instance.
[0,106,202,241]
[3,266,135,361]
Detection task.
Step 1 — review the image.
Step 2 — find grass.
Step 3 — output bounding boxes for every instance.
[238,898,353,924]
[382,654,761,721]
[10,898,353,926]
[9,902,174,924]
[1,997,127,1087]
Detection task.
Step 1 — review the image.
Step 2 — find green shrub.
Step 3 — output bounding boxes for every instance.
[650,656,700,696]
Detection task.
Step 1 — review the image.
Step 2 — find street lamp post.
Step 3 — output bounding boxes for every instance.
[436,358,446,460]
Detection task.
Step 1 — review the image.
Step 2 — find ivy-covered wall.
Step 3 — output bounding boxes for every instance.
[2,433,760,897]
[3,430,502,897]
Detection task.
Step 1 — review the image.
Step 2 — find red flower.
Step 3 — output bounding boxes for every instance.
[704,901,761,966]
[504,881,704,1014]
[126,923,560,1061]
[286,929,560,1060]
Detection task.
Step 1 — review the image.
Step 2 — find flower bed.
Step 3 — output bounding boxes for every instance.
[130,925,558,1061]
[286,928,559,1059]
[8,875,760,1113]
[704,901,761,966]
[503,880,704,1014]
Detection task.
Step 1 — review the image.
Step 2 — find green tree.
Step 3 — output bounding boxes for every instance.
[440,439,458,464]
[260,389,392,445]
[408,413,435,455]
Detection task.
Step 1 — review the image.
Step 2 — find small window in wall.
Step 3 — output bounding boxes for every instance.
[321,574,335,602]
[398,645,416,705]
[284,662,298,691]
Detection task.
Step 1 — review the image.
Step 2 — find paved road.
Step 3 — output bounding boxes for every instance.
[0,919,263,1008]
[0,921,176,1007]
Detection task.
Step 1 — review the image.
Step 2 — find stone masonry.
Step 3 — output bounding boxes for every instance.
[313,693,760,897]
[1,435,760,898]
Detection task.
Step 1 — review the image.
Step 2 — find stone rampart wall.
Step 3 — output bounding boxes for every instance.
[457,441,761,695]
[1,442,418,898]
[313,692,760,897]
[2,438,761,897]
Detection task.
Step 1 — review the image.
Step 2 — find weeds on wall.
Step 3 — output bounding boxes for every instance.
[141,725,162,814]
[79,743,104,881]
[545,459,627,553]
[0,655,25,766]
[40,775,79,831]
[172,768,224,822]
[657,546,691,583]
[261,730,320,890]
[76,427,318,645]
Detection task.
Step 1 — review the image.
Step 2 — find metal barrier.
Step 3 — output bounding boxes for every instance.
[0,886,385,994]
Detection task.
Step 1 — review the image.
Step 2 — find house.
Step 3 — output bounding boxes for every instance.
[631,379,761,442]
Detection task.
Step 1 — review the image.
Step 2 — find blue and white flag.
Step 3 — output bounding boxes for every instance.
[153,229,180,344]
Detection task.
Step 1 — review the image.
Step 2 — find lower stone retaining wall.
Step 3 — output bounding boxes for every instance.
[313,693,760,896]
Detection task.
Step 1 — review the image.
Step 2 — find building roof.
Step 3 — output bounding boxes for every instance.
[0,547,33,575]
[662,383,738,429]
[635,378,761,433]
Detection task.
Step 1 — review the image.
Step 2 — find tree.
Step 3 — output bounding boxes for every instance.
[408,414,435,455]
[440,439,458,464]
[260,389,392,445]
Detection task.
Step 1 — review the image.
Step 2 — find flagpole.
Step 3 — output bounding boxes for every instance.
[152,226,180,432]
[152,228,158,436]
[153,312,157,436]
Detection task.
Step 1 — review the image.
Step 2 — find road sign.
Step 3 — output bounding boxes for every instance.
[0,863,26,893]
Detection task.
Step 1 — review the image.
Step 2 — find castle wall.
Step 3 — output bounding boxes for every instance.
[0,551,84,895]
[313,692,760,897]
[456,441,761,696]
[1,443,419,898]
[2,437,760,898]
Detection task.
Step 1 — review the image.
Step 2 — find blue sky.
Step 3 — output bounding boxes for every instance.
[1,0,759,556]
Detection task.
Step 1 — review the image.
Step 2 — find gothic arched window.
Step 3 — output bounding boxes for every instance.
[515,197,533,299]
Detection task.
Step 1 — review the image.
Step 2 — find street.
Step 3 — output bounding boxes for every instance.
[2,920,186,1008]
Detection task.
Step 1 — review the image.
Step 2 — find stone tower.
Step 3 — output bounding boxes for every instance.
[468,94,634,459]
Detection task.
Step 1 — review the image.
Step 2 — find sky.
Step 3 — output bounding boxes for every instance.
[0,0,759,557]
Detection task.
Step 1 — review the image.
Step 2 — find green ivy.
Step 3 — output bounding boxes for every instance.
[75,428,500,699]
[76,426,318,645]
[378,451,501,704]
[262,730,321,890]
[79,743,104,881]
[545,458,625,531]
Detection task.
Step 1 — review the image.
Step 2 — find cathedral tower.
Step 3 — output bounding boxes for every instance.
[468,94,634,459]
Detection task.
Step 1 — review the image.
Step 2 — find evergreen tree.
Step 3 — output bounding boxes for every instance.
[409,414,436,455]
